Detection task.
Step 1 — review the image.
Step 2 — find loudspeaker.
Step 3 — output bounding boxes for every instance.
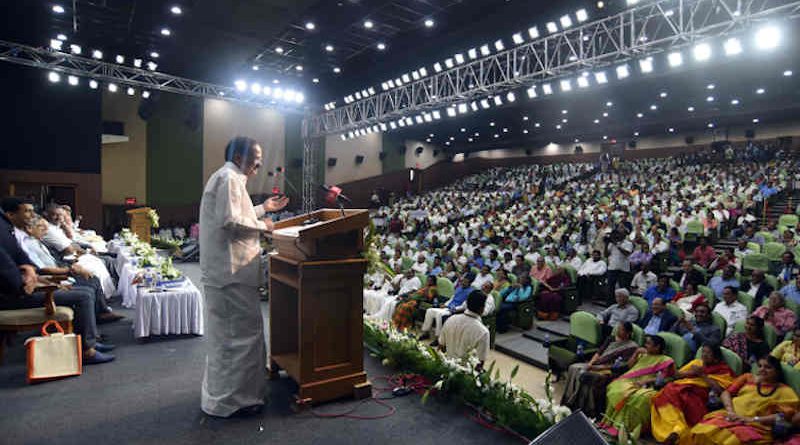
[745,129,756,139]
[528,411,608,445]
[525,149,532,156]
[415,146,424,155]
[685,136,695,144]
[355,155,365,164]
[433,150,439,157]
[290,158,303,168]
[628,140,637,149]
[327,157,337,167]
[379,151,386,160]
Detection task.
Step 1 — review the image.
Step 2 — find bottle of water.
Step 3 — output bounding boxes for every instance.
[613,356,624,371]
[576,342,585,361]
[543,333,551,348]
[654,370,665,389]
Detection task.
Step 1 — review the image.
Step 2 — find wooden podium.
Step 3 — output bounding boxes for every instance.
[268,209,371,406]
[126,207,152,243]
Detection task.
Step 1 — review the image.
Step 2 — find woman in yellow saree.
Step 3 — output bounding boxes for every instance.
[600,335,675,437]
[691,355,800,445]
[651,344,736,445]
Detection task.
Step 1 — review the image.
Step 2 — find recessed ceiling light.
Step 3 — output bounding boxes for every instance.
[659,91,668,98]
[668,128,675,133]
[170,5,182,15]
[756,88,765,94]
[562,109,568,114]
[706,96,714,102]
[753,118,760,123]
[424,19,434,28]
[534,123,540,128]
[160,28,172,36]
[636,113,644,118]
[52,5,65,13]
[57,34,67,41]
[325,44,334,52]
[252,65,259,71]
[688,106,695,112]
[731,99,740,105]
[594,119,600,123]
[275,47,284,54]
[305,22,316,30]
[706,84,715,90]
[377,43,386,50]
[784,70,794,77]
[650,104,657,110]
[707,122,715,128]
[312,78,319,83]
[364,20,374,29]
[150,51,160,58]
[602,112,608,117]
[333,67,341,73]
[606,101,613,107]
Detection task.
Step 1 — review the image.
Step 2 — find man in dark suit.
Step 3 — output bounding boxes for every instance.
[741,269,774,308]
[638,297,677,335]
[673,259,705,289]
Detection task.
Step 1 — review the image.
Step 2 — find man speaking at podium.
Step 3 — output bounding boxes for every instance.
[199,136,288,417]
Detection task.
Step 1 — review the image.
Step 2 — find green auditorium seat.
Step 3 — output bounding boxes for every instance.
[782,364,800,395]
[436,277,455,299]
[779,214,799,229]
[695,346,743,375]
[629,296,648,319]
[548,311,602,377]
[657,332,691,368]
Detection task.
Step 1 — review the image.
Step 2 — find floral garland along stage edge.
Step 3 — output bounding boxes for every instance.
[363,319,570,440]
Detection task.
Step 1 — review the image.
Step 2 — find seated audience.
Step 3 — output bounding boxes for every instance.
[597,289,640,335]
[722,316,771,365]
[778,252,800,286]
[674,259,704,290]
[364,269,421,320]
[672,303,722,354]
[496,275,533,332]
[392,275,438,330]
[630,263,657,295]
[690,356,799,445]
[471,265,494,290]
[713,286,749,336]
[493,268,510,291]
[742,269,774,308]
[692,237,718,270]
[752,291,798,337]
[418,276,472,340]
[600,335,675,437]
[651,344,736,445]
[529,256,552,282]
[639,297,678,335]
[771,326,800,369]
[577,250,607,300]
[673,282,706,319]
[780,275,800,306]
[708,265,740,300]
[438,290,490,365]
[642,274,677,306]
[536,266,571,321]
[561,321,639,419]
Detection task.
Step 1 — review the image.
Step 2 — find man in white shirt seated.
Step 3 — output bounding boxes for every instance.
[411,254,429,275]
[364,269,421,321]
[630,263,657,295]
[438,290,490,367]
[471,265,494,290]
[577,250,607,302]
[712,285,748,335]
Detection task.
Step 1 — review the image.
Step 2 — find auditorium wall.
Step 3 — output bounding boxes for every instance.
[324,131,382,186]
[283,114,306,207]
[202,99,286,196]
[101,92,147,205]
[381,132,407,174]
[403,139,445,170]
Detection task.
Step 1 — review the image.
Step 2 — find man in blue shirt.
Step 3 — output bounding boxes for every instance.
[708,265,740,299]
[779,275,800,306]
[429,256,443,277]
[639,297,677,335]
[642,274,677,306]
[467,248,485,269]
[419,276,473,340]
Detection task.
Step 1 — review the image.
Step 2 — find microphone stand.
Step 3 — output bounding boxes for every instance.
[336,196,346,218]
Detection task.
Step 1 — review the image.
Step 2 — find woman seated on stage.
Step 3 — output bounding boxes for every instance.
[600,335,675,438]
[392,275,438,331]
[722,316,770,365]
[650,344,736,445]
[690,355,799,445]
[560,321,639,419]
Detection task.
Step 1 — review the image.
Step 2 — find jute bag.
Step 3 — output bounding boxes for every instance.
[25,320,82,383]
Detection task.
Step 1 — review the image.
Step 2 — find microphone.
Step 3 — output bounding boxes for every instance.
[321,184,352,204]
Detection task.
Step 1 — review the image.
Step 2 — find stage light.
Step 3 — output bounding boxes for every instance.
[526,86,537,98]
[785,70,794,76]
[534,122,540,128]
[377,43,386,50]
[50,39,63,50]
[133,58,142,68]
[594,71,608,84]
[354,91,362,100]
[731,99,740,105]
[688,106,695,111]
[127,87,135,96]
[542,83,553,95]
[387,80,396,88]
[235,80,247,91]
[615,64,630,79]
[577,76,589,88]
[52,4,65,13]
[756,88,765,94]
[108,83,118,93]
[457,103,468,114]
[150,51,161,59]
[295,65,304,71]
[707,122,714,128]
[89,49,102,59]
[706,84,715,90]
[415,115,424,124]
[634,131,639,136]
[161,28,172,36]
[57,34,67,41]
[528,27,539,39]
[89,80,98,89]
[755,25,780,50]
[364,20,374,29]
[424,18,435,28]
[251,83,262,94]
[506,91,516,102]
[560,15,573,29]
[48,72,60,83]
[650,104,657,110]
[602,112,608,117]
[70,44,81,55]
[480,44,491,56]
[405,117,414,126]
[706,96,714,102]
[594,119,600,123]
[668,52,683,67]
[433,62,444,73]
[399,74,409,84]
[556,124,562,130]
[389,122,397,130]
[142,91,151,99]
[597,1,605,8]
[115,55,125,64]
[466,48,479,60]
[660,91,668,98]
[411,71,420,80]
[637,113,643,118]
[493,95,503,106]
[432,110,442,119]
[489,122,496,127]
[480,99,491,109]
[753,118,760,123]
[419,67,428,77]
[333,67,341,73]
[512,33,524,45]
[546,22,558,33]
[67,75,78,86]
[724,37,742,56]
[147,62,158,71]
[576,9,588,22]
[367,87,375,95]
[562,118,568,123]
[275,47,284,54]
[639,57,653,73]
[503,128,509,133]
[494,39,505,51]
[171,5,182,14]
[560,79,572,92]
[446,107,457,117]
[693,43,711,61]
[454,53,465,64]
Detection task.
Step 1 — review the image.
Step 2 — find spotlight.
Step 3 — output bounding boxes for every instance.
[639,57,653,73]
[147,61,158,71]
[161,28,172,36]
[480,99,490,109]
[171,5,182,14]
[275,47,284,54]
[724,37,742,56]
[512,33,524,45]
[706,96,714,102]
[377,43,386,50]
[67,75,78,86]
[57,34,67,41]
[433,62,443,73]
[756,88,765,94]
[688,106,695,111]
[364,20,374,29]
[494,39,505,51]
[560,15,573,29]
[116,55,125,64]
[401,73,410,83]
[784,70,793,77]
[415,115,424,124]
[528,27,539,39]
[546,22,558,33]
[150,51,160,58]
[432,110,442,119]
[52,4,65,13]
[480,45,491,56]
[755,25,781,50]
[454,53,465,64]
[542,83,553,95]
[50,39,63,50]
[493,95,503,106]
[577,76,589,88]
[89,80,98,89]
[108,83,118,93]
[506,91,516,102]
[594,71,608,84]
[89,49,103,59]
[668,52,683,67]
[305,22,315,30]
[251,83,262,94]
[367,87,375,95]
[693,43,712,61]
[731,99,740,105]
[424,18,434,28]
[127,87,135,96]
[615,64,630,79]
[457,103,468,114]
[560,79,572,92]
[467,48,478,59]
[133,58,142,68]
[419,67,428,76]
[48,72,60,83]
[69,44,82,55]
[597,1,605,8]
[235,80,247,91]
[333,67,341,73]
[446,107,457,117]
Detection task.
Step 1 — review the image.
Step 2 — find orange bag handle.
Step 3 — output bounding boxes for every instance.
[41,320,64,336]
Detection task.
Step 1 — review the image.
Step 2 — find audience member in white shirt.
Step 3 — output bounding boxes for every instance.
[364,269,421,320]
[438,290,491,365]
[712,285,749,335]
[630,263,658,295]
[471,265,494,290]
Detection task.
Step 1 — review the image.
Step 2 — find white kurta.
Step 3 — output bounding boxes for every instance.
[199,161,268,417]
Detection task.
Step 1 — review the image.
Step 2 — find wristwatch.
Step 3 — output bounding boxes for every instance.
[753,416,761,423]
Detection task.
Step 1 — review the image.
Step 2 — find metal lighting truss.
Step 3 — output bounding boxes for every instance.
[307,0,800,138]
[0,39,304,113]
[301,116,325,212]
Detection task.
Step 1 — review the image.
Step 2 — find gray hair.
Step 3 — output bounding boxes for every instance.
[614,288,630,298]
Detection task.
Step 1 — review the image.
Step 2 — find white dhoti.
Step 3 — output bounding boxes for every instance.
[201,283,266,417]
[77,254,116,297]
[421,307,452,336]
[367,296,399,322]
[364,289,392,316]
